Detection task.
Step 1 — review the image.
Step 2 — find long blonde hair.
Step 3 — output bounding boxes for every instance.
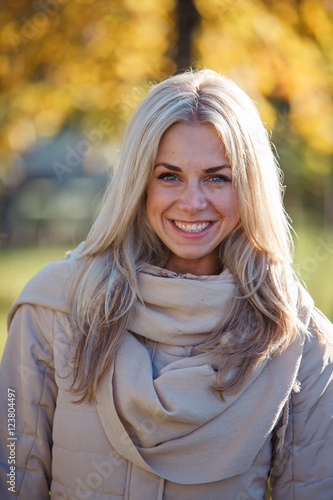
[70,69,301,403]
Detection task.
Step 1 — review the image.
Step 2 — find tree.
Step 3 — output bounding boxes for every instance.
[175,0,199,70]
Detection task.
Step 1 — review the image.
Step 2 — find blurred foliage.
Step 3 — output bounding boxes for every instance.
[0,0,332,230]
[194,0,333,155]
[0,0,176,167]
[0,1,332,156]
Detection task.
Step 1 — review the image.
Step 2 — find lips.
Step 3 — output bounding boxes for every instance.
[173,221,211,233]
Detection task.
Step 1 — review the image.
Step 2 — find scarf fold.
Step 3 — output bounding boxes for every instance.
[96,265,312,484]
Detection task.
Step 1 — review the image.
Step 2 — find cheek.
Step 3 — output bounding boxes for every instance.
[215,190,239,220]
[146,182,176,217]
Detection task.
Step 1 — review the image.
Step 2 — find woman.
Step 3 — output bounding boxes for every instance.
[0,69,332,499]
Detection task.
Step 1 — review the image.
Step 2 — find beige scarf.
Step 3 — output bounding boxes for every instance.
[95,264,311,484]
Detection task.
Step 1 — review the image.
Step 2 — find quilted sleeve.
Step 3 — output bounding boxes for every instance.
[0,305,57,499]
[270,308,333,499]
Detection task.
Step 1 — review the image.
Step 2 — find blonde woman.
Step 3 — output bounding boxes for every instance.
[1,69,332,499]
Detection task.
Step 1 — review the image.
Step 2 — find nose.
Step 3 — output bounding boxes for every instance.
[177,182,208,214]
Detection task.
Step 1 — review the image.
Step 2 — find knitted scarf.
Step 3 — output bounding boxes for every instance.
[95,264,310,484]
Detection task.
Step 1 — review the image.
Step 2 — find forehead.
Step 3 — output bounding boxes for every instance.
[157,123,228,165]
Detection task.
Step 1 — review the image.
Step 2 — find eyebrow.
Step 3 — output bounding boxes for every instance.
[154,162,231,173]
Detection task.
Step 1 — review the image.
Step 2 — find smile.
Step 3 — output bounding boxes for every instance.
[173,221,211,233]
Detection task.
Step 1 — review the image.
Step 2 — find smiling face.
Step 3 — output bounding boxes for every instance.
[146,122,239,275]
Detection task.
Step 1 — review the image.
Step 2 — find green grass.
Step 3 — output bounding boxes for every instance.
[292,224,333,322]
[0,224,332,360]
[0,245,70,359]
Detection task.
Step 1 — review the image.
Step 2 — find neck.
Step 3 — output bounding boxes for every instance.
[165,256,222,276]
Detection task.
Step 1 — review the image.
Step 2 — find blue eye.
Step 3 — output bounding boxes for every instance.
[157,172,178,181]
[209,175,231,183]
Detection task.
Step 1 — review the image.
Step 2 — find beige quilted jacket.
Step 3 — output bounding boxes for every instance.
[0,249,332,499]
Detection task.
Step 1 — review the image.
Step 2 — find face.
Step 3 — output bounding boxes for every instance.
[146,123,239,275]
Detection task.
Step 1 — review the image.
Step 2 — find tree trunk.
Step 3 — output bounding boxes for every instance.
[175,0,199,71]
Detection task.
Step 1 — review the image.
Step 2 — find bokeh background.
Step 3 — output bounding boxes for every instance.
[1,0,333,358]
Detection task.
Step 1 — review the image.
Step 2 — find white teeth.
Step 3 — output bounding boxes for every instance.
[174,221,210,233]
